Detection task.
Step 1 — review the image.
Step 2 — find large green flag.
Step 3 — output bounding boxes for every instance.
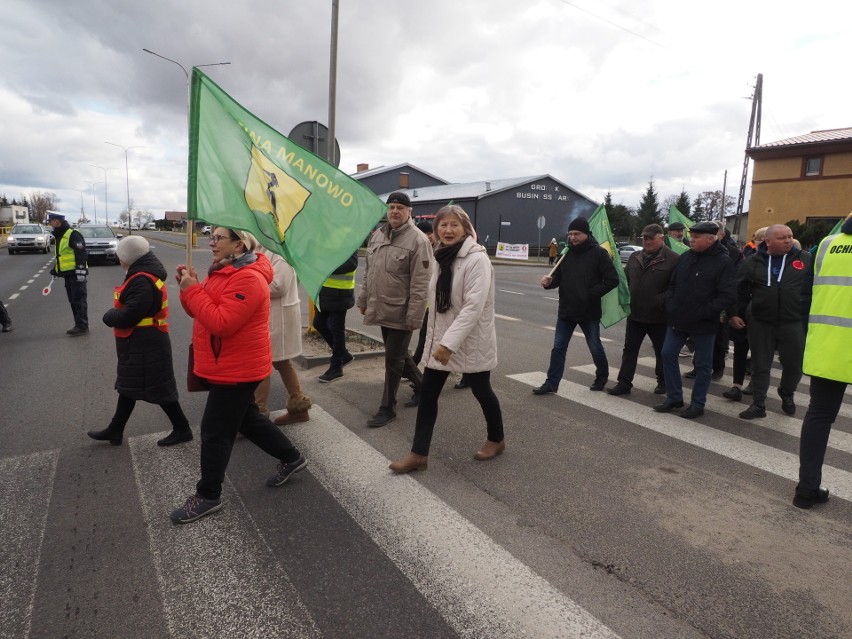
[665,205,693,255]
[188,68,387,302]
[588,204,631,328]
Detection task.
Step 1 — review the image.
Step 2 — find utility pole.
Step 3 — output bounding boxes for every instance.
[735,73,762,218]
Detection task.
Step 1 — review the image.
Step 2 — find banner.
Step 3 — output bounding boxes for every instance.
[588,204,631,328]
[665,205,693,255]
[495,242,529,260]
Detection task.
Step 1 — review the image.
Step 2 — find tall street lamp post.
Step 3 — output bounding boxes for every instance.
[104,142,145,235]
[85,181,101,223]
[89,164,110,225]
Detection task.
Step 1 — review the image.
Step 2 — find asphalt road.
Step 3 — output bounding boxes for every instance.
[0,235,849,639]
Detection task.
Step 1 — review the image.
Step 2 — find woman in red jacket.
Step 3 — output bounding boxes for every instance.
[170,227,307,524]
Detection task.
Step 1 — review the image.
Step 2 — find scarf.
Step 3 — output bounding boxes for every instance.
[434,239,465,313]
[208,251,258,276]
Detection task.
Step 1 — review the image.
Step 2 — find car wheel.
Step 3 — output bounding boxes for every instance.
[8,249,14,255]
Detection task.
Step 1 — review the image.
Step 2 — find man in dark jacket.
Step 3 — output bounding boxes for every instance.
[534,216,618,394]
[313,251,358,382]
[47,212,89,335]
[655,221,736,418]
[729,224,812,419]
[607,224,679,396]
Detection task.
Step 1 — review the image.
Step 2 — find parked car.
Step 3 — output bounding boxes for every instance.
[7,224,54,254]
[201,225,212,235]
[618,244,642,262]
[77,224,122,264]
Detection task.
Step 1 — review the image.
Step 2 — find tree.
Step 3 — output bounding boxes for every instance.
[693,190,735,223]
[26,191,59,222]
[674,190,692,218]
[785,218,835,251]
[604,192,636,239]
[636,179,663,231]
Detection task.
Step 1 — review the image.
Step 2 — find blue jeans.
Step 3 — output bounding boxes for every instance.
[545,317,608,389]
[661,328,715,408]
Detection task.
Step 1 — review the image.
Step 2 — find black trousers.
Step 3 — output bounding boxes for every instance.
[196,381,300,501]
[747,318,804,405]
[108,393,190,434]
[712,321,729,373]
[64,276,88,329]
[379,327,423,414]
[0,301,10,326]
[411,368,504,456]
[313,308,350,368]
[616,319,666,387]
[412,309,429,365]
[798,376,847,491]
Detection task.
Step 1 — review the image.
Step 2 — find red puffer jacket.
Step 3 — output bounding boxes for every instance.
[180,253,273,384]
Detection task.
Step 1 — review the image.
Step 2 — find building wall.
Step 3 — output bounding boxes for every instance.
[356,167,447,196]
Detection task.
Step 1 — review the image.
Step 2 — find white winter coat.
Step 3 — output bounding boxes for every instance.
[259,248,302,361]
[423,236,497,373]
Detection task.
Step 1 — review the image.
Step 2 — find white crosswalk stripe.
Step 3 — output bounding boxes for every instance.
[508,371,852,504]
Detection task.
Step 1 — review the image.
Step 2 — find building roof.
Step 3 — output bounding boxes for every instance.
[758,127,852,148]
[351,162,449,184]
[748,127,852,159]
[378,175,595,205]
[164,211,187,221]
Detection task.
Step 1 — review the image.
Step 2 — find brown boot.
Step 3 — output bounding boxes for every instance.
[274,410,310,425]
[389,453,428,473]
[473,440,505,461]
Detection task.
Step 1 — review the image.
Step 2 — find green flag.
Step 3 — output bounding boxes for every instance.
[665,205,692,255]
[588,204,631,328]
[188,68,387,302]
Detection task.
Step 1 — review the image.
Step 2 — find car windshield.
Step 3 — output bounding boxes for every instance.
[12,225,41,234]
[79,227,115,238]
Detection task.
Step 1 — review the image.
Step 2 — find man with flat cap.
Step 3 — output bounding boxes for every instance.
[666,221,689,247]
[655,220,736,418]
[358,191,434,427]
[47,212,89,336]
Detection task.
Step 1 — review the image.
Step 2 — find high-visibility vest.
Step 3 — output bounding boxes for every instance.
[113,272,169,337]
[803,232,852,383]
[323,269,356,290]
[56,228,84,273]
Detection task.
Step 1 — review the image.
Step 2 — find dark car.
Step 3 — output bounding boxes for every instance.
[7,224,53,254]
[77,224,122,264]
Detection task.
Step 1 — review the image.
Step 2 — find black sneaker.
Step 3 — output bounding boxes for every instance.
[266,454,307,487]
[67,326,89,337]
[712,369,725,381]
[87,427,123,446]
[404,392,420,408]
[739,403,766,420]
[683,369,697,379]
[341,352,354,367]
[680,404,704,419]
[793,486,830,509]
[653,400,684,413]
[318,367,343,383]
[653,382,666,395]
[606,383,631,396]
[742,383,753,395]
[778,389,796,416]
[157,430,193,446]
[170,494,222,524]
[589,379,607,391]
[1,322,12,333]
[722,386,743,401]
[366,411,396,428]
[533,383,557,395]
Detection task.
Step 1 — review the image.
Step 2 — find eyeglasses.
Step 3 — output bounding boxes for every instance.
[209,234,232,245]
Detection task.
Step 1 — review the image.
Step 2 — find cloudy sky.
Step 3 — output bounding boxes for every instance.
[1,0,848,221]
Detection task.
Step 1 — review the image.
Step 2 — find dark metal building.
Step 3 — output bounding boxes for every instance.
[352,162,449,195]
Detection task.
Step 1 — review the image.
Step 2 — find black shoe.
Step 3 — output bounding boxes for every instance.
[404,393,420,408]
[454,378,470,390]
[157,430,193,446]
[653,382,666,395]
[367,411,396,428]
[712,369,725,381]
[792,486,830,510]
[170,494,222,524]
[742,383,753,395]
[532,382,557,395]
[318,367,343,383]
[1,322,12,333]
[739,403,766,420]
[680,405,704,419]
[266,454,307,487]
[87,427,123,446]
[722,386,743,401]
[341,352,354,367]
[778,389,796,416]
[589,379,607,391]
[67,326,89,337]
[683,369,697,379]
[653,400,684,413]
[606,383,631,396]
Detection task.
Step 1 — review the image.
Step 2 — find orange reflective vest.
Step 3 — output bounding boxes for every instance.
[113,272,169,337]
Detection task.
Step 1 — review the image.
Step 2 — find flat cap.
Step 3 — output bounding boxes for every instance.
[690,221,720,234]
[667,221,685,231]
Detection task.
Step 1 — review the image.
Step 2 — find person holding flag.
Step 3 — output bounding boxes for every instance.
[533,215,619,395]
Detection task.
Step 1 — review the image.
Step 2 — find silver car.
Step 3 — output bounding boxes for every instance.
[7,224,54,254]
[77,224,123,265]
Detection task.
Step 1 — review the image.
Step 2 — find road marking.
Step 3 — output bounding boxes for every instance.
[0,450,59,639]
[288,407,620,639]
[544,296,560,301]
[18,286,28,291]
[574,331,613,343]
[27,279,35,284]
[508,371,852,503]
[495,313,521,322]
[9,293,19,300]
[498,289,525,295]
[129,434,321,639]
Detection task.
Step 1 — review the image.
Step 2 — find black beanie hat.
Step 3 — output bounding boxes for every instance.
[568,216,590,235]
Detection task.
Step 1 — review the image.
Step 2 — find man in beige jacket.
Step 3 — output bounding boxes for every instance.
[358,191,434,427]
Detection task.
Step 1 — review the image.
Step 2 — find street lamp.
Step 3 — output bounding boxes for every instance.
[89,164,110,225]
[85,181,101,224]
[104,142,145,234]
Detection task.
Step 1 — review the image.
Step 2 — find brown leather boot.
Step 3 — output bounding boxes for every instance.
[389,453,428,473]
[473,440,505,461]
[274,410,310,425]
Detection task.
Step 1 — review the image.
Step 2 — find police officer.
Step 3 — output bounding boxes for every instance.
[47,212,89,336]
[794,212,852,509]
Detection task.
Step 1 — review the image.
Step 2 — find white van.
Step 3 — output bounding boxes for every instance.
[146,222,157,230]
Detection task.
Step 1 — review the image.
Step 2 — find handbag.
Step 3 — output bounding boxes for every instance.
[187,344,210,392]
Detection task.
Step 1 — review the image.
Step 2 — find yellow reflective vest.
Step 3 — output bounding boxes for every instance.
[803,232,852,383]
[56,228,83,273]
[323,270,355,290]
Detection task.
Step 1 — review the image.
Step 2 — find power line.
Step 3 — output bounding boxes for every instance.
[553,0,667,49]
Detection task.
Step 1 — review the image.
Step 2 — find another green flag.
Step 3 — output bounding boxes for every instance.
[188,68,387,302]
[665,205,693,255]
[588,204,631,328]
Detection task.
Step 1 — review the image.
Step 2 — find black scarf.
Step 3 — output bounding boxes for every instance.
[434,240,465,313]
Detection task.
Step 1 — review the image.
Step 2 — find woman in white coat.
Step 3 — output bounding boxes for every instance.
[390,205,505,472]
[252,240,312,423]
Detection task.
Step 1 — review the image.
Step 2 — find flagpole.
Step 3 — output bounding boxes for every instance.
[546,251,565,278]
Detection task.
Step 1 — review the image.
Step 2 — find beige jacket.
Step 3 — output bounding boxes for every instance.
[423,236,497,373]
[258,247,302,361]
[357,218,433,330]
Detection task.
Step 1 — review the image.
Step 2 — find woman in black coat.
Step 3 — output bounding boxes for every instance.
[88,236,192,447]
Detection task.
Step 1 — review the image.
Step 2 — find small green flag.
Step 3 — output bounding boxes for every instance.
[665,205,692,255]
[188,68,387,302]
[588,204,631,328]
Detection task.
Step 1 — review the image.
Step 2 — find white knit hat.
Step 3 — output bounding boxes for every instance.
[116,235,150,266]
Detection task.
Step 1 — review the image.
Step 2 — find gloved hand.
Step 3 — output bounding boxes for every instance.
[75,268,87,283]
[49,267,57,277]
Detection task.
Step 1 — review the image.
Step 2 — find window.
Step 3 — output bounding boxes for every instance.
[804,157,822,177]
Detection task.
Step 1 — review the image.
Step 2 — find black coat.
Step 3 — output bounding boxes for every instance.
[737,243,812,325]
[666,241,736,334]
[102,252,179,404]
[546,237,618,322]
[317,252,358,312]
[624,245,679,324]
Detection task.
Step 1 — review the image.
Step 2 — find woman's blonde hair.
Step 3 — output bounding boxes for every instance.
[434,204,477,243]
